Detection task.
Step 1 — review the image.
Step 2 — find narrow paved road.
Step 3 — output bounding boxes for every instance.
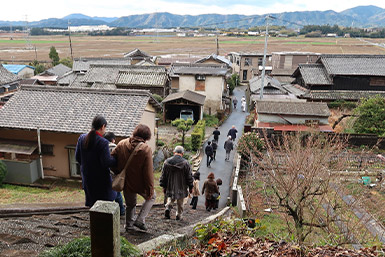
[197,86,248,209]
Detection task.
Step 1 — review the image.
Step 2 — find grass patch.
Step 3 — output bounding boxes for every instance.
[221,40,264,44]
[284,41,336,45]
[40,236,140,257]
[0,40,70,44]
[0,183,84,205]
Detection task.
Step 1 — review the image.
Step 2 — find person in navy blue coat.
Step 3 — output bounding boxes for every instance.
[76,115,117,207]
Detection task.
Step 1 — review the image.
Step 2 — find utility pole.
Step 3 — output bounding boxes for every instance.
[216,34,219,55]
[68,20,73,60]
[259,16,270,100]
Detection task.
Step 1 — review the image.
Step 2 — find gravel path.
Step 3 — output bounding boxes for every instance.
[0,204,219,257]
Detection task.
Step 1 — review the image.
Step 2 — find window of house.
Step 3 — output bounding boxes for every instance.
[370,77,385,86]
[41,144,54,156]
[195,74,206,91]
[66,146,81,177]
[195,74,206,81]
[236,58,240,66]
[258,58,263,66]
[244,57,252,66]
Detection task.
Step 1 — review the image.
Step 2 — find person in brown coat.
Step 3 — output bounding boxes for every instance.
[201,172,219,212]
[111,124,155,231]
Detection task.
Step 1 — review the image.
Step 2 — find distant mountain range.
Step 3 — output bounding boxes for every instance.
[1,5,385,29]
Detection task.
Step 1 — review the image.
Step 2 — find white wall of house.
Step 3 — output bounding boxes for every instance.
[179,75,224,114]
[139,102,157,151]
[257,113,329,125]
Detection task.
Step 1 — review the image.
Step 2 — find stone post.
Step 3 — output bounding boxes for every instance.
[90,201,120,257]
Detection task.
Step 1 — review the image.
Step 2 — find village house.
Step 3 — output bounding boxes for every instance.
[123,48,152,65]
[155,56,201,68]
[226,52,272,83]
[292,54,385,101]
[0,65,21,106]
[247,75,303,109]
[72,57,131,73]
[32,64,72,85]
[2,64,35,78]
[162,90,206,122]
[195,54,232,70]
[0,86,161,183]
[270,51,320,84]
[254,100,333,132]
[80,64,169,97]
[169,63,230,114]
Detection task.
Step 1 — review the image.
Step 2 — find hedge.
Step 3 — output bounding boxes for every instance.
[191,120,206,151]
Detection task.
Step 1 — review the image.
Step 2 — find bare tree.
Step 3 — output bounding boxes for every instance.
[239,132,366,245]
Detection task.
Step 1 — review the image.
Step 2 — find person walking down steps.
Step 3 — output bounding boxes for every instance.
[224,136,234,161]
[160,146,193,221]
[190,171,200,210]
[205,141,214,168]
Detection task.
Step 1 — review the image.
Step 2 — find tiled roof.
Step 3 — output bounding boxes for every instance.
[46,64,71,77]
[68,73,87,88]
[282,84,307,97]
[162,90,206,105]
[81,64,122,84]
[0,65,20,85]
[319,54,385,76]
[302,90,385,101]
[157,57,200,65]
[73,58,131,72]
[2,64,34,74]
[256,100,330,117]
[249,75,284,94]
[82,65,168,87]
[57,71,78,86]
[296,64,333,85]
[195,54,232,66]
[124,48,151,59]
[116,67,168,87]
[0,86,158,137]
[170,63,228,76]
[229,52,270,57]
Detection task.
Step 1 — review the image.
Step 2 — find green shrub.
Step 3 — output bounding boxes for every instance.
[40,236,140,257]
[203,113,219,127]
[191,132,202,151]
[152,93,163,103]
[328,100,357,110]
[0,160,7,186]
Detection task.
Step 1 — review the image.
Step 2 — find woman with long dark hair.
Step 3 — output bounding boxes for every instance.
[76,115,117,207]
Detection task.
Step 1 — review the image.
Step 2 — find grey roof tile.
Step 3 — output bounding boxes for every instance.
[162,90,206,105]
[319,54,385,76]
[0,86,157,137]
[73,58,131,72]
[302,90,385,101]
[256,100,330,117]
[46,64,71,77]
[0,65,20,85]
[297,63,333,85]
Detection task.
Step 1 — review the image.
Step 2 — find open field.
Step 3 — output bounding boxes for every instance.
[0,35,385,63]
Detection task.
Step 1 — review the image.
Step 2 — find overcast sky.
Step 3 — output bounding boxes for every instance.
[2,0,385,21]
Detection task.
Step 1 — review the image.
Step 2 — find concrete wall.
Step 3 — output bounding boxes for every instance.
[258,114,329,125]
[179,75,224,114]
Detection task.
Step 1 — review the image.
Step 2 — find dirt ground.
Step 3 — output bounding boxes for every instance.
[0,204,219,257]
[1,35,385,63]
